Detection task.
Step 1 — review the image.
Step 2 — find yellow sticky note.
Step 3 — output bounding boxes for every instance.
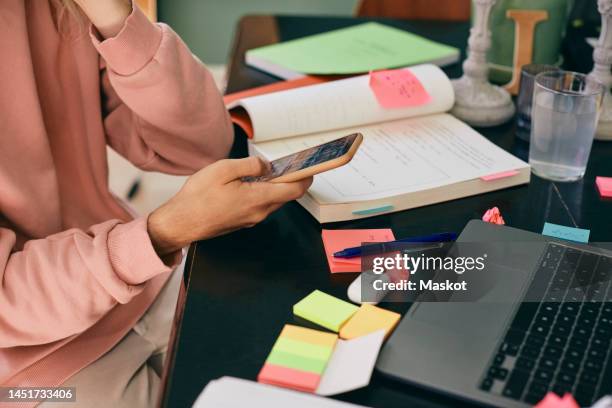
[339,304,401,340]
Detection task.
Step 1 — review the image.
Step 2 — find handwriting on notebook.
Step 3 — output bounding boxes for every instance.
[369,69,431,109]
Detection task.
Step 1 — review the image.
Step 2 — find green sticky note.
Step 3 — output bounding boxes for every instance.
[246,22,459,75]
[272,337,334,362]
[293,290,359,332]
[266,349,328,374]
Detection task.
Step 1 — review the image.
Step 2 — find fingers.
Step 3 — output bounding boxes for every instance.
[250,177,313,205]
[216,157,268,183]
[239,178,313,229]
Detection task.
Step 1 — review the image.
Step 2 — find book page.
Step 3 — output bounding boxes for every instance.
[233,64,454,143]
[252,114,528,204]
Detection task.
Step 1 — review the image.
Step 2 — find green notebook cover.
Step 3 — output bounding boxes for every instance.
[246,22,459,77]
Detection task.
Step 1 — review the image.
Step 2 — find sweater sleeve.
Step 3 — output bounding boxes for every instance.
[0,217,179,348]
[92,3,234,174]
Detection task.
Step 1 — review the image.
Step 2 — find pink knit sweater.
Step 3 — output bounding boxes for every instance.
[0,0,232,392]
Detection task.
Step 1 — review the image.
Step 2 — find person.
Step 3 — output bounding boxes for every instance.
[0,0,312,406]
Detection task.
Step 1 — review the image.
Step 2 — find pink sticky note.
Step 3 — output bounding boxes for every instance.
[258,363,321,393]
[322,229,395,273]
[596,176,612,198]
[369,69,431,109]
[480,170,519,181]
[535,392,579,408]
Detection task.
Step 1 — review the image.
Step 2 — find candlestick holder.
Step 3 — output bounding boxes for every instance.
[451,0,515,127]
[589,0,612,140]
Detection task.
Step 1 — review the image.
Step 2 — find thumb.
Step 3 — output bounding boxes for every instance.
[217,156,268,183]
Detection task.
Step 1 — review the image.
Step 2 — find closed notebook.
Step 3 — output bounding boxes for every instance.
[245,22,460,79]
[226,64,530,223]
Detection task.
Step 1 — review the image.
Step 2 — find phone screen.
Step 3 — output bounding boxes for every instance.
[247,133,360,182]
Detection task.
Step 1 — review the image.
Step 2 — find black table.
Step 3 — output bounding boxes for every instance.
[160,16,612,408]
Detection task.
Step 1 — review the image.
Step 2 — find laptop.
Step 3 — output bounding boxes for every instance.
[376,220,612,407]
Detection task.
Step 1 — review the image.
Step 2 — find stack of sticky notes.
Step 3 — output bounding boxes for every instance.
[259,290,400,396]
[596,176,612,198]
[321,229,395,273]
[294,290,401,339]
[258,326,386,396]
[258,325,337,393]
[293,290,359,331]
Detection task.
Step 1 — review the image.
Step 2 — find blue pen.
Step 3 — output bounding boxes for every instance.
[333,232,458,259]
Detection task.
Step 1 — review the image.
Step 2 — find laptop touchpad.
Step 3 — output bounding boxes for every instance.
[410,263,532,336]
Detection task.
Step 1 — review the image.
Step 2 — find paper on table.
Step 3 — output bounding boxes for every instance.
[316,330,386,396]
[246,22,459,76]
[228,64,453,143]
[369,69,431,109]
[322,229,395,273]
[253,113,529,204]
[596,176,612,198]
[194,377,372,408]
[542,222,590,243]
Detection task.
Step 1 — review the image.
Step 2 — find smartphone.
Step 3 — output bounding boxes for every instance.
[247,133,363,183]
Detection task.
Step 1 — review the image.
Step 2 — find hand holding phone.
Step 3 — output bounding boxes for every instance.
[244,133,363,183]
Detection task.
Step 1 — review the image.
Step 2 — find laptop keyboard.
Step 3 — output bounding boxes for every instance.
[479,243,612,406]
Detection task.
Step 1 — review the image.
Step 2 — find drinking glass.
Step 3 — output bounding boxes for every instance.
[529,71,605,182]
[516,64,560,142]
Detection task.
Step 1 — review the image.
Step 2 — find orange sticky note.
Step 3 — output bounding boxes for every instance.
[369,69,431,109]
[280,324,338,348]
[321,229,395,273]
[339,304,401,340]
[596,176,612,198]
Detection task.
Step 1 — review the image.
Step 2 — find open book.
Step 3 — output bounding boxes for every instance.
[226,65,530,223]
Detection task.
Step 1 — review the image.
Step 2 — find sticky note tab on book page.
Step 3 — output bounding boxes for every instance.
[293,290,359,332]
[321,229,395,273]
[480,170,519,181]
[542,222,590,243]
[369,69,431,109]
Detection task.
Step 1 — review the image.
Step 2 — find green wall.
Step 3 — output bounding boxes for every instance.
[158,0,358,64]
